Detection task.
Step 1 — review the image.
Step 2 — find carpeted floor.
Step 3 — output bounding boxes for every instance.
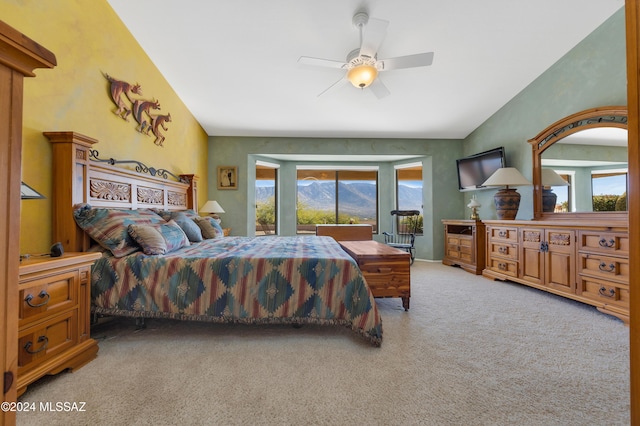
[17,261,630,425]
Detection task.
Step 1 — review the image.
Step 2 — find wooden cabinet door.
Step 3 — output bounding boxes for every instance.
[544,229,575,293]
[520,228,544,285]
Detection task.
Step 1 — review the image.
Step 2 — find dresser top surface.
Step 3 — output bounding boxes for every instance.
[19,252,102,275]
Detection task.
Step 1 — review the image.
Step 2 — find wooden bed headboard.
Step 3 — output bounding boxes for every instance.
[45,131,198,252]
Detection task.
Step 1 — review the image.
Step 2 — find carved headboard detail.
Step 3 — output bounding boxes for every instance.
[45,131,198,252]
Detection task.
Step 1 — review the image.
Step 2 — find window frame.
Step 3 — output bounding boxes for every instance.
[394,162,423,235]
[255,161,279,235]
[296,166,379,234]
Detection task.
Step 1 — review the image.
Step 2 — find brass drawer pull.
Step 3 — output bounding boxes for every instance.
[599,238,615,248]
[24,335,49,354]
[25,290,51,308]
[498,246,508,254]
[498,230,507,238]
[598,262,615,273]
[498,262,507,271]
[599,286,615,298]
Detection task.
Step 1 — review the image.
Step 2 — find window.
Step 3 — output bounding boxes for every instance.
[395,163,423,234]
[296,167,378,234]
[591,169,628,211]
[255,162,278,235]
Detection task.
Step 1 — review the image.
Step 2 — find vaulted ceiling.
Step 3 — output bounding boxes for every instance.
[107,0,624,139]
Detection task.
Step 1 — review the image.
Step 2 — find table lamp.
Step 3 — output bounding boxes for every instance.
[541,168,569,212]
[482,167,531,220]
[200,200,225,222]
[467,195,481,220]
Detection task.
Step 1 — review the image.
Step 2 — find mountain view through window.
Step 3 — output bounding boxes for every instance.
[255,167,423,234]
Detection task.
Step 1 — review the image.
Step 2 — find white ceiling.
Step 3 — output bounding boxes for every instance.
[107,0,624,140]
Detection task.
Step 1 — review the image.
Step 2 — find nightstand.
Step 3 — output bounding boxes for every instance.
[17,252,101,396]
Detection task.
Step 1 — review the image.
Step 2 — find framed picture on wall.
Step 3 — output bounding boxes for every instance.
[217,166,238,190]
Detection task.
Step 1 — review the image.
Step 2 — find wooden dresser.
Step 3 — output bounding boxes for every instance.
[339,240,411,310]
[483,220,629,323]
[17,252,101,395]
[442,219,485,274]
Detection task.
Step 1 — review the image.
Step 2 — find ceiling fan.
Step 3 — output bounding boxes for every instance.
[298,11,434,99]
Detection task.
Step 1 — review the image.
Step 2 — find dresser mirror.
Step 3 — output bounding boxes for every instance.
[528,106,628,220]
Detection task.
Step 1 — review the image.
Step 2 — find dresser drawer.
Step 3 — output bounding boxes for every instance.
[18,310,78,373]
[487,257,518,278]
[488,242,518,260]
[488,226,518,243]
[579,231,629,257]
[447,235,462,246]
[19,270,78,326]
[578,252,629,284]
[448,234,473,245]
[576,276,629,308]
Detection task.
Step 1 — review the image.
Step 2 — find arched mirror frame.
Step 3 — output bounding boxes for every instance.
[528,106,628,220]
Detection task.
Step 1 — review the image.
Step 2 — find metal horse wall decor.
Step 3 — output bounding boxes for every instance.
[104,73,171,147]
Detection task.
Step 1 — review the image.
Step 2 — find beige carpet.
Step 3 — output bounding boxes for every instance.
[17,262,629,425]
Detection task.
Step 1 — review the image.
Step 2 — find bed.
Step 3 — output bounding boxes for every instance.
[47,131,382,346]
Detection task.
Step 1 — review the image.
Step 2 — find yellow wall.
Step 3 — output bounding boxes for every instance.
[0,0,209,254]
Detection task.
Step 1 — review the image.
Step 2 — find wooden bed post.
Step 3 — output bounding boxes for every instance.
[44,131,98,253]
[180,174,199,211]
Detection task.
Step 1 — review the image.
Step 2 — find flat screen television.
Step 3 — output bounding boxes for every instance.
[456,147,506,191]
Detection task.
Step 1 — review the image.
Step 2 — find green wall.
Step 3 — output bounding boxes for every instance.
[210,137,463,260]
[464,8,627,221]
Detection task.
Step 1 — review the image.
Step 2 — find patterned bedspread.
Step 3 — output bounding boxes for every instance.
[91,236,382,345]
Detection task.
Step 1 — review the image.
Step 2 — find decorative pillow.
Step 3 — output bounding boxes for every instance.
[166,211,203,242]
[73,204,165,257]
[152,208,199,221]
[127,220,190,255]
[193,216,224,239]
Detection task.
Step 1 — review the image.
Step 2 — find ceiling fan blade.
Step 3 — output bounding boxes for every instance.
[378,52,435,71]
[298,56,347,69]
[359,18,389,58]
[318,76,348,97]
[369,78,390,99]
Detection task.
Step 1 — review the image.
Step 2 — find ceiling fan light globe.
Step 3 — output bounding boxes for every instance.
[347,64,378,88]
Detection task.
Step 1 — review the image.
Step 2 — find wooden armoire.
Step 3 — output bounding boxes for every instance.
[0,21,56,426]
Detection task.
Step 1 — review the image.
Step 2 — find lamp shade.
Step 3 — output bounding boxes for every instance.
[21,181,45,199]
[467,197,481,208]
[347,64,378,88]
[200,200,225,214]
[541,169,568,213]
[482,167,532,188]
[541,168,569,187]
[467,195,481,220]
[482,168,530,220]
